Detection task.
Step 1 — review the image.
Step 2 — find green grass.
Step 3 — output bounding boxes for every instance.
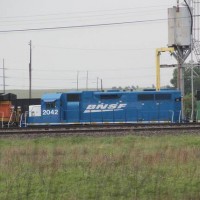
[0,135,200,200]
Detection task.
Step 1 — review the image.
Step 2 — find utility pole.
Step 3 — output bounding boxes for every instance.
[97,77,99,90]
[3,59,5,93]
[29,40,32,99]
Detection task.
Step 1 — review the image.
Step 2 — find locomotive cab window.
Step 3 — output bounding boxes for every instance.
[46,102,56,109]
[138,94,154,101]
[67,94,80,102]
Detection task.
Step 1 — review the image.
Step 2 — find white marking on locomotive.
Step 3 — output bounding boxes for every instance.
[84,103,127,113]
[43,109,59,115]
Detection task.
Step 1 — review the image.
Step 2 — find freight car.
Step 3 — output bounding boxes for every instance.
[12,98,41,114]
[27,89,182,126]
[12,98,41,127]
[0,93,40,127]
[0,93,17,126]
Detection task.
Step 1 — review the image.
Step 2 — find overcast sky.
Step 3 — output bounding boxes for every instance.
[0,0,183,91]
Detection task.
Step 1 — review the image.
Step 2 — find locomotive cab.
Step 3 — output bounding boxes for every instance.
[40,93,61,124]
[28,93,62,125]
[28,92,82,125]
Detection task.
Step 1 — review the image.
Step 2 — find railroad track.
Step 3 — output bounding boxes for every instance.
[0,123,200,137]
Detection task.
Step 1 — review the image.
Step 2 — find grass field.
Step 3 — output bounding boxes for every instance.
[0,135,200,200]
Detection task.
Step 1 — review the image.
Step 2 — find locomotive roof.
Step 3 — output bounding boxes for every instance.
[93,90,180,94]
[40,90,180,100]
[61,89,180,94]
[42,93,63,101]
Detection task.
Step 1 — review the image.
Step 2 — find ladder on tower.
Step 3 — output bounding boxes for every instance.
[193,39,200,64]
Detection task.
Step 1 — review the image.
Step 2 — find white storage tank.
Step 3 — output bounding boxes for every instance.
[168,6,192,47]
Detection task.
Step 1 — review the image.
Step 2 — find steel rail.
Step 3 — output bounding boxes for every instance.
[1,122,200,130]
[0,124,200,137]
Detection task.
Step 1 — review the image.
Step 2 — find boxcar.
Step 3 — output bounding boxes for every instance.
[27,89,182,125]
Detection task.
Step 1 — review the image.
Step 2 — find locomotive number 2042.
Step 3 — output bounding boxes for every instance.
[43,109,59,115]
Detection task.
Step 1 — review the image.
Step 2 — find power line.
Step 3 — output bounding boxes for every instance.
[0,7,168,29]
[0,18,168,33]
[0,14,196,34]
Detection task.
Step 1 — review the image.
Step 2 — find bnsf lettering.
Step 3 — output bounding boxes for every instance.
[86,104,127,110]
[84,103,127,113]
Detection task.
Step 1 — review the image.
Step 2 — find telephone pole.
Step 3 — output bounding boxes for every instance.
[97,77,99,90]
[29,40,32,99]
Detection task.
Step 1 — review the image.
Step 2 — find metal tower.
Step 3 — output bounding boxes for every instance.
[168,3,192,96]
[156,0,200,120]
[167,2,192,120]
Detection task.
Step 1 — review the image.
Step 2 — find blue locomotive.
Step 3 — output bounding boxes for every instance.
[27,89,182,125]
